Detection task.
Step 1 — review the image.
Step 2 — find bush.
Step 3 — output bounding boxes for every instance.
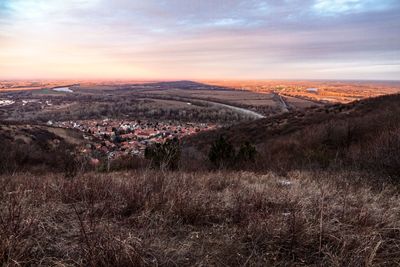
[236,141,257,164]
[144,138,180,170]
[108,155,148,171]
[208,135,235,169]
[208,136,257,169]
[355,128,400,180]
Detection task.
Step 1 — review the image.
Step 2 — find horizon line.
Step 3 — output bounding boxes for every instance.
[1,78,400,83]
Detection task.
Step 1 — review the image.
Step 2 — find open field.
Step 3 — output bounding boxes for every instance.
[141,88,278,107]
[205,80,400,103]
[282,95,319,109]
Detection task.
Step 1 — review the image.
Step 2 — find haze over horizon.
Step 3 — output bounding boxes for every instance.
[0,0,399,81]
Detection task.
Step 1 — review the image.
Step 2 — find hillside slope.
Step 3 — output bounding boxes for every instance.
[0,122,86,173]
[183,94,400,176]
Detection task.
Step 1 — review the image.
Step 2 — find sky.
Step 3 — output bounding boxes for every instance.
[0,0,399,80]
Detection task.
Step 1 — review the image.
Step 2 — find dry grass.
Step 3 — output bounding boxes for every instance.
[1,170,399,266]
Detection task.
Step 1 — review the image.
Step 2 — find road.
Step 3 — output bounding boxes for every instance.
[209,101,265,119]
[273,93,289,113]
[143,95,266,119]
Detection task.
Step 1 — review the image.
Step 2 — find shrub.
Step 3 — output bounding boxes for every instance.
[108,155,148,171]
[356,128,400,180]
[236,141,257,164]
[144,138,180,170]
[208,135,235,169]
[208,136,257,169]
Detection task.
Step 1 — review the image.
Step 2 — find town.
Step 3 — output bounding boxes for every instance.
[50,119,217,159]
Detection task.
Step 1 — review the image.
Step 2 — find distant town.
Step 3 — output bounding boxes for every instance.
[50,119,217,159]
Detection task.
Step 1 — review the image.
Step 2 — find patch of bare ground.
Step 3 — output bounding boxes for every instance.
[1,170,399,266]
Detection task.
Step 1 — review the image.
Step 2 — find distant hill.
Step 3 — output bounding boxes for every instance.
[132,80,234,91]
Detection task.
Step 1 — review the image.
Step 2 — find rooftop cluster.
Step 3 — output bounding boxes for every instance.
[51,119,216,159]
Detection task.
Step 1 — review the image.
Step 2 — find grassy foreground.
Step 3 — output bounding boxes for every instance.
[1,170,399,266]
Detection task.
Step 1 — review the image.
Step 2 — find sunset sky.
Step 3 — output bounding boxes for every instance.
[0,0,399,80]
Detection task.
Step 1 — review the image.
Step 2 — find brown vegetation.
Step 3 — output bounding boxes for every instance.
[184,94,400,180]
[1,170,399,266]
[0,123,84,175]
